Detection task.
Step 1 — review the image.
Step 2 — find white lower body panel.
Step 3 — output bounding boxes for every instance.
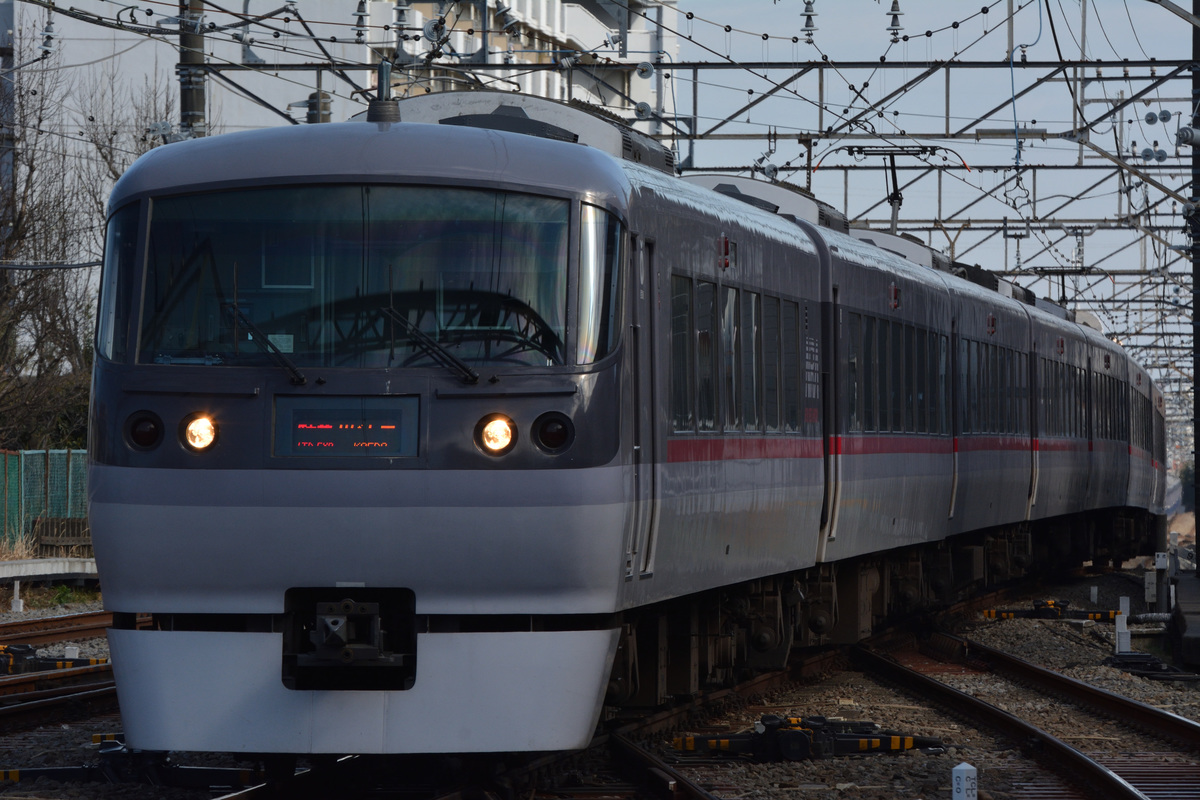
[108,627,620,753]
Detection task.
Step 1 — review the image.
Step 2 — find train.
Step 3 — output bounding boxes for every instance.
[88,89,1167,756]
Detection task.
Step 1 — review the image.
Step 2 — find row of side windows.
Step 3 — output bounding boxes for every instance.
[1038,358,1085,438]
[670,275,817,435]
[846,312,950,435]
[1093,371,1130,442]
[1130,389,1153,454]
[961,338,1029,436]
[673,281,1148,447]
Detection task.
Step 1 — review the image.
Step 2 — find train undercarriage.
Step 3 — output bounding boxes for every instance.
[605,509,1158,710]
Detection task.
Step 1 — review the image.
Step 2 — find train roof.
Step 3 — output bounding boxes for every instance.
[108,115,634,213]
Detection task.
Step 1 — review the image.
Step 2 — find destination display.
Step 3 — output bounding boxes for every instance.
[274,396,418,457]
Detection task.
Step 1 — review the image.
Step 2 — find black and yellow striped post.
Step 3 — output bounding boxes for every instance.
[672,714,943,761]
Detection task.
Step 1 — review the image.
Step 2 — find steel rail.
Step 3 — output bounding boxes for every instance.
[0,611,151,647]
[966,638,1200,752]
[852,645,1151,800]
[0,663,114,697]
[0,611,113,646]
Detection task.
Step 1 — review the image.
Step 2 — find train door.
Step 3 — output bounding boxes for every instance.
[626,236,660,578]
[1026,340,1040,516]
[948,320,960,519]
[816,288,841,561]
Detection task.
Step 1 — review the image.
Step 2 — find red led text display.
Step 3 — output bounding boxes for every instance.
[293,416,403,453]
[274,396,419,458]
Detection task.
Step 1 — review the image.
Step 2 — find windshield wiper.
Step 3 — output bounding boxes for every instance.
[223,303,308,386]
[380,307,479,384]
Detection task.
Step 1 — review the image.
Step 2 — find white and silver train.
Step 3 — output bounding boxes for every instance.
[88,90,1167,756]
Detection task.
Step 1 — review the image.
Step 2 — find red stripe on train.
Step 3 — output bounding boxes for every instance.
[666,437,823,463]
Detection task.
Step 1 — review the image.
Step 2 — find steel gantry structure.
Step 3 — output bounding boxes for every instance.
[648,39,1197,469]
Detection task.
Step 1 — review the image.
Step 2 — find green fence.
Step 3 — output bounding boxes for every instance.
[1,450,89,553]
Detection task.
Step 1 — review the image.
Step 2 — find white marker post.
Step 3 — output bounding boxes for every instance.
[1115,614,1132,654]
[952,762,977,800]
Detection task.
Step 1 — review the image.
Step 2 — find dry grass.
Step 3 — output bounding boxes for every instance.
[0,535,36,561]
[0,582,101,609]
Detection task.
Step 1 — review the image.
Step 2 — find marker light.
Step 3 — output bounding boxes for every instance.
[182,415,218,451]
[533,412,574,454]
[475,414,516,456]
[126,411,163,450]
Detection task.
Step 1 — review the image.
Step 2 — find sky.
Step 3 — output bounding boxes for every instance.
[667,1,1195,419]
[19,0,1198,429]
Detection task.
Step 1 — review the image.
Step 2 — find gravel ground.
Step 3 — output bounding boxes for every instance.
[664,670,1040,800]
[961,571,1200,723]
[662,570,1200,799]
[0,598,111,661]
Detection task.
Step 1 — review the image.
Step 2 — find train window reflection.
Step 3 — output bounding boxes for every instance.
[134,186,585,369]
[577,204,622,365]
[98,203,140,362]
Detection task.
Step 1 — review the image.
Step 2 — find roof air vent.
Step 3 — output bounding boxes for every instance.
[440,105,578,143]
[712,183,781,213]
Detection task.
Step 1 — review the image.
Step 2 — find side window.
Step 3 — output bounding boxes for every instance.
[991,345,1000,434]
[695,281,717,432]
[863,315,877,432]
[914,328,927,434]
[890,321,904,433]
[763,296,781,432]
[966,340,977,434]
[670,276,694,432]
[878,318,890,432]
[847,312,861,433]
[742,291,762,432]
[721,286,740,431]
[781,300,800,432]
[938,334,949,434]
[904,325,916,433]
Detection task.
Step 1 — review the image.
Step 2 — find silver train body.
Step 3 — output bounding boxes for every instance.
[88,91,1166,756]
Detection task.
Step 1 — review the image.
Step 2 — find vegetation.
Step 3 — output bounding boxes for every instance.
[0,18,172,451]
[0,581,101,607]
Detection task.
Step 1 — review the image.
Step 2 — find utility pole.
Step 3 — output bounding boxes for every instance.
[179,0,206,137]
[1192,0,1199,537]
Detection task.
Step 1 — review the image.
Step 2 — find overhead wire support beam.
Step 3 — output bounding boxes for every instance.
[1144,0,1200,27]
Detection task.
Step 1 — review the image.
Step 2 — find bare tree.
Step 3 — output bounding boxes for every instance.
[76,59,175,256]
[0,18,172,449]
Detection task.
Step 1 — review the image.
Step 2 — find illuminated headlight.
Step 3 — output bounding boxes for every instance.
[475,414,517,456]
[182,415,218,451]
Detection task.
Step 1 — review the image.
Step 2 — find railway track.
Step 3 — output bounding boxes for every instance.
[202,661,838,800]
[858,635,1200,800]
[0,664,117,726]
[0,611,116,647]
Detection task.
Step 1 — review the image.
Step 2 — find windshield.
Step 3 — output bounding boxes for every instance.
[120,185,619,369]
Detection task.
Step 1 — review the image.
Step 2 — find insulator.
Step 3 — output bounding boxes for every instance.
[38,20,54,53]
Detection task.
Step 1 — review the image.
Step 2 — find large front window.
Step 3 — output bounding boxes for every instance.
[109,185,620,369]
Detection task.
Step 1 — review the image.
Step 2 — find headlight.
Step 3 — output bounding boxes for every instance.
[475,414,516,456]
[181,415,218,451]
